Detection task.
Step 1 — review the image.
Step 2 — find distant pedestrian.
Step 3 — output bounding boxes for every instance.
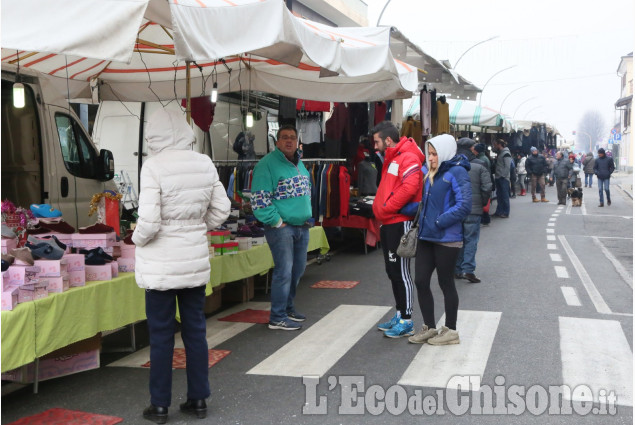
[474,143,492,226]
[593,148,615,207]
[516,153,527,196]
[568,154,581,189]
[525,146,549,203]
[401,134,471,345]
[492,139,512,218]
[546,154,556,186]
[583,151,595,188]
[552,151,573,205]
[454,138,492,284]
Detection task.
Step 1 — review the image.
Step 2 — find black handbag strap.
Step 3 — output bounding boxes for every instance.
[411,200,423,228]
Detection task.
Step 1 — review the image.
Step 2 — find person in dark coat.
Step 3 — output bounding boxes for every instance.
[551,151,573,205]
[525,146,549,202]
[582,151,595,188]
[593,148,615,207]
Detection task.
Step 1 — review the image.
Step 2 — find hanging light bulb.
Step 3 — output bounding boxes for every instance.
[13,82,25,108]
[245,111,254,128]
[211,82,218,103]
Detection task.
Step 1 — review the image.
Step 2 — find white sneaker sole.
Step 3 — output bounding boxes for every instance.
[287,316,306,322]
[427,338,460,345]
[384,331,415,338]
[268,324,301,330]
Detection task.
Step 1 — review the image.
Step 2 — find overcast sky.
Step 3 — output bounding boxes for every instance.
[366,0,634,144]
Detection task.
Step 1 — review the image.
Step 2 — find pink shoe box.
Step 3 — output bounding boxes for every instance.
[2,286,19,310]
[63,254,85,272]
[6,265,40,286]
[33,259,68,277]
[1,348,100,384]
[47,274,70,293]
[85,264,112,282]
[28,233,72,253]
[110,262,119,278]
[18,285,35,303]
[120,244,135,258]
[117,257,135,272]
[34,280,49,300]
[1,237,17,254]
[71,232,117,249]
[69,270,86,287]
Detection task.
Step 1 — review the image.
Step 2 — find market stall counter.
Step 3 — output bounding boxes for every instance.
[321,215,381,254]
[1,227,329,380]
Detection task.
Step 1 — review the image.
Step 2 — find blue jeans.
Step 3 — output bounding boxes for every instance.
[585,173,593,187]
[145,286,210,407]
[598,178,610,203]
[494,177,510,216]
[455,215,482,274]
[265,225,310,322]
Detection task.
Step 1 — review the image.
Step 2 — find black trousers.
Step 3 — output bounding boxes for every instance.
[380,221,415,319]
[414,240,460,330]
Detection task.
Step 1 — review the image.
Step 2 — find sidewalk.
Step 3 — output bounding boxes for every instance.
[612,172,633,199]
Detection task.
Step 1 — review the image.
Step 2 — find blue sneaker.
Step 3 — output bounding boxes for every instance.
[287,311,306,322]
[268,318,302,331]
[377,312,400,331]
[384,319,414,338]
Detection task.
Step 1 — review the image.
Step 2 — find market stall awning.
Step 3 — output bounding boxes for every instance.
[388,28,481,100]
[1,0,417,102]
[448,100,512,132]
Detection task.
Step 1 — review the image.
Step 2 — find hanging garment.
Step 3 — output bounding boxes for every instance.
[327,164,341,218]
[374,101,387,125]
[339,166,351,218]
[436,100,450,134]
[421,91,432,136]
[325,103,350,158]
[357,160,378,196]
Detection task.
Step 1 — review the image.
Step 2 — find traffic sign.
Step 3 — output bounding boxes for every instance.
[615,133,622,141]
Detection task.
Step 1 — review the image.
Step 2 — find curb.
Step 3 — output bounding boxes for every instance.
[617,184,633,200]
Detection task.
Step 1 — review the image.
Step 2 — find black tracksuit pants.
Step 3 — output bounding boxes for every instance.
[380,221,415,319]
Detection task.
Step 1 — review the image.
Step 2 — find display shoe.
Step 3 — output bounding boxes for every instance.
[237,225,254,237]
[25,241,65,260]
[30,203,62,218]
[78,222,115,234]
[9,247,35,266]
[1,224,16,239]
[80,247,113,265]
[28,235,66,251]
[143,405,168,424]
[180,399,207,419]
[25,225,52,235]
[248,223,265,237]
[38,219,76,234]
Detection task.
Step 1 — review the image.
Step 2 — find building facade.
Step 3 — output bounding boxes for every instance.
[615,52,633,172]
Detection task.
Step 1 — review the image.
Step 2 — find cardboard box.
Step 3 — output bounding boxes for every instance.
[71,232,117,249]
[63,254,85,272]
[110,261,119,278]
[207,230,231,245]
[85,264,112,281]
[68,269,86,287]
[18,286,35,303]
[47,275,70,293]
[1,286,19,310]
[120,244,135,258]
[6,265,40,287]
[1,334,101,384]
[34,259,68,277]
[251,236,266,246]
[1,237,17,254]
[117,257,135,273]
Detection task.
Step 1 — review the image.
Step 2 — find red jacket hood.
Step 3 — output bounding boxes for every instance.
[384,137,425,165]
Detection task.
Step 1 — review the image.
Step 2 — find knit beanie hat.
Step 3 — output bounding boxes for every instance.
[474,143,486,153]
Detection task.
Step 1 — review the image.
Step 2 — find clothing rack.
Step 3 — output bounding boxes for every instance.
[302,158,347,164]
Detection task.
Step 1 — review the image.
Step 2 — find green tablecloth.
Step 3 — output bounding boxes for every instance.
[1,226,329,372]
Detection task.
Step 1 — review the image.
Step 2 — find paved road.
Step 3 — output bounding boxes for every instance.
[2,179,633,424]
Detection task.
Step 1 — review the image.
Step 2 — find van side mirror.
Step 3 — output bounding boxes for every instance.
[97,149,114,181]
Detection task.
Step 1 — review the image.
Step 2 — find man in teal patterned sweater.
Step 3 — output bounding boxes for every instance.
[252,124,312,330]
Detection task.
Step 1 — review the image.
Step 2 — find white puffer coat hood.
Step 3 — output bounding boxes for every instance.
[132,109,231,290]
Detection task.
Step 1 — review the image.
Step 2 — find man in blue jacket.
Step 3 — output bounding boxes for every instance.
[593,148,615,207]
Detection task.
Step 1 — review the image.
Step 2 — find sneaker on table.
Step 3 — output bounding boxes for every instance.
[384,319,414,338]
[287,311,306,322]
[268,318,302,330]
[427,326,460,345]
[377,311,400,331]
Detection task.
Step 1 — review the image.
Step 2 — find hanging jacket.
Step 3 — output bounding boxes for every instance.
[372,136,425,225]
[401,135,471,243]
[251,148,312,227]
[133,109,231,290]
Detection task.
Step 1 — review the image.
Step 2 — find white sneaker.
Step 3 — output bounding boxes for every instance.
[408,325,437,344]
[427,326,460,345]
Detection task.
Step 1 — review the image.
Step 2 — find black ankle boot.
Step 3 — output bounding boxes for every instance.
[180,399,207,419]
[143,405,168,424]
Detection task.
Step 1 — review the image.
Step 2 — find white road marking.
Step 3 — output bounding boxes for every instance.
[108,301,271,368]
[549,217,557,221]
[591,236,633,289]
[547,244,557,250]
[550,253,562,262]
[558,235,612,314]
[566,203,572,214]
[546,228,555,233]
[547,223,555,226]
[561,235,633,240]
[559,316,633,406]
[580,201,587,215]
[555,266,569,278]
[547,235,556,241]
[247,305,389,377]
[560,286,582,306]
[398,310,501,389]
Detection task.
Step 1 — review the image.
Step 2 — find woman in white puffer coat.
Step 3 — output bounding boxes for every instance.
[133,109,230,423]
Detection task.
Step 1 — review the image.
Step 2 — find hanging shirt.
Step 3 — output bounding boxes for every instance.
[421,92,432,136]
[436,100,450,134]
[339,166,351,218]
[374,101,387,125]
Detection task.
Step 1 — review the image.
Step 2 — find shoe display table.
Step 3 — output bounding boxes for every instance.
[1,227,329,376]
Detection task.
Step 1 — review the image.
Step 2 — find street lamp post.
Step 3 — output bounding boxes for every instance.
[454,35,499,70]
[499,85,529,113]
[512,97,537,119]
[523,106,543,120]
[376,0,394,26]
[478,65,517,106]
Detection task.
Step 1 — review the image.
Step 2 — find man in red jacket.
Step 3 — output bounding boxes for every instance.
[371,121,425,338]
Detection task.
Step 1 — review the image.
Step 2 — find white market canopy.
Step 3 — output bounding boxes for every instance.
[448,99,513,133]
[1,0,418,103]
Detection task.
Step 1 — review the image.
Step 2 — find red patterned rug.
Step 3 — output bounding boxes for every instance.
[7,408,123,425]
[141,348,231,369]
[218,308,270,324]
[311,280,360,289]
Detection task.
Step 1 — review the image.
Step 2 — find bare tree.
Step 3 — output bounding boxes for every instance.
[576,110,606,152]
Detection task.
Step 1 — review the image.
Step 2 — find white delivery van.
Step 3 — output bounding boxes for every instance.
[1,67,115,228]
[92,99,268,204]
